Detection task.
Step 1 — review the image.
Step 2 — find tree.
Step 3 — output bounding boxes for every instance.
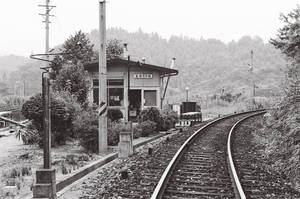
[270,5,300,86]
[50,30,96,79]
[270,5,300,61]
[52,64,89,105]
[106,39,124,60]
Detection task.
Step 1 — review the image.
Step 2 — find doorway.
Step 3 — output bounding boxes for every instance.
[129,89,141,121]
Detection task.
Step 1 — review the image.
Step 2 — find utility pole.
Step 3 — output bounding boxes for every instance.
[98,0,108,153]
[250,50,255,108]
[39,0,55,170]
[32,1,57,198]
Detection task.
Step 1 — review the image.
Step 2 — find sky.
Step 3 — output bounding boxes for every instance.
[0,0,298,57]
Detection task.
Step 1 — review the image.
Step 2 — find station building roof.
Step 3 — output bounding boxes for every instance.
[84,58,178,77]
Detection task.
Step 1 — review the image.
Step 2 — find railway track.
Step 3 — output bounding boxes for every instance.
[83,110,298,199]
[151,111,265,199]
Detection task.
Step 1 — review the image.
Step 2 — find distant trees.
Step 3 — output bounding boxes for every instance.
[7,61,42,97]
[0,82,9,96]
[86,28,286,102]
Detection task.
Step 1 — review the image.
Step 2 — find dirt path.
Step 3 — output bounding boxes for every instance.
[0,131,32,166]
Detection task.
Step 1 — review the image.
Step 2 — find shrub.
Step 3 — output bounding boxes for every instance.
[15,124,40,145]
[108,121,132,145]
[139,107,161,130]
[107,120,120,146]
[21,92,81,146]
[73,109,98,152]
[159,110,179,131]
[52,64,90,105]
[73,110,132,151]
[107,109,123,122]
[133,124,142,139]
[53,91,83,138]
[139,120,157,137]
[254,98,300,190]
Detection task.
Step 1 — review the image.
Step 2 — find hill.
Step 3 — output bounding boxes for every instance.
[1,28,287,107]
[0,55,30,74]
[88,28,286,104]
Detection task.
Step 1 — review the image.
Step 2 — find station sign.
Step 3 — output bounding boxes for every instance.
[133,73,153,79]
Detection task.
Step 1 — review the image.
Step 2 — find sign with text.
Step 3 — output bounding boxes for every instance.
[133,73,153,79]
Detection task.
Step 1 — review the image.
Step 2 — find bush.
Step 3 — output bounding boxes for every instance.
[107,120,120,146]
[73,109,98,152]
[139,120,157,137]
[107,109,123,122]
[52,64,90,105]
[133,124,142,139]
[73,109,132,151]
[159,110,179,131]
[15,123,40,145]
[254,98,300,190]
[108,121,132,145]
[139,107,161,130]
[21,92,82,146]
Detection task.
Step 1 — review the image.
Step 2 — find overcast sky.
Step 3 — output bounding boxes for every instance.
[0,0,298,57]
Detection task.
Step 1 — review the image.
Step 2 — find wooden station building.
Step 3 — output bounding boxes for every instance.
[84,58,178,121]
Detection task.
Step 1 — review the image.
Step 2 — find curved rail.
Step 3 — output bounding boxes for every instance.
[150,110,264,199]
[227,110,266,199]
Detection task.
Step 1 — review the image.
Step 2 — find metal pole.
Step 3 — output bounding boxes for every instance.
[250,50,255,108]
[127,55,130,121]
[98,0,107,153]
[23,80,26,96]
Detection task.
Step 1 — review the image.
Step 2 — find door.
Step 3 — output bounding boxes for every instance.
[129,89,141,121]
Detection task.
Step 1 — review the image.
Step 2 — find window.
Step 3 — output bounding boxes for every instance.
[93,79,99,87]
[108,88,124,106]
[93,79,124,106]
[108,79,124,106]
[93,88,99,105]
[93,79,99,105]
[107,79,124,86]
[144,90,157,106]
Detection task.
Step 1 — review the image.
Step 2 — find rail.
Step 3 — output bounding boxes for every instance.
[227,110,266,199]
[150,109,264,199]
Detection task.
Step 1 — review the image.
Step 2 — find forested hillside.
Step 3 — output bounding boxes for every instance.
[1,28,287,105]
[89,28,286,103]
[0,55,30,73]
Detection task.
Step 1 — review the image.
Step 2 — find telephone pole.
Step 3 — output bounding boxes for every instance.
[98,0,108,153]
[32,1,57,198]
[250,50,255,108]
[39,0,55,59]
[39,0,55,170]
